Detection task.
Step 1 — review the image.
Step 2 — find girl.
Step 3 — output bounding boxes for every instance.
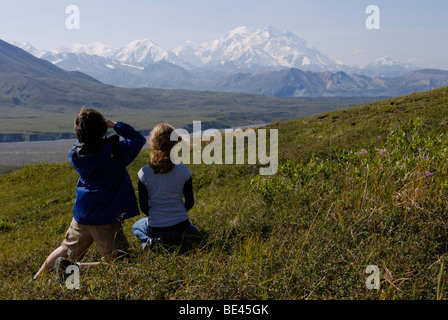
[132,123,199,250]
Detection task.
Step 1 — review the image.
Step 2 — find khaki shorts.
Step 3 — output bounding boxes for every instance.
[61,218,129,261]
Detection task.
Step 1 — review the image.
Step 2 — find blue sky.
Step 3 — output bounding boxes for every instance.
[0,0,447,69]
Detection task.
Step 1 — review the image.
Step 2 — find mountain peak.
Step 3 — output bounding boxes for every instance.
[186,25,338,71]
[228,25,251,33]
[370,56,401,66]
[114,38,169,64]
[124,38,157,47]
[71,42,115,57]
[361,56,419,77]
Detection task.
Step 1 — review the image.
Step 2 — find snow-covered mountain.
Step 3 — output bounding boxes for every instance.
[113,38,190,68]
[115,39,167,64]
[71,42,116,57]
[11,26,351,73]
[9,41,45,58]
[174,26,344,72]
[11,26,422,76]
[8,25,428,93]
[355,56,419,77]
[38,38,192,74]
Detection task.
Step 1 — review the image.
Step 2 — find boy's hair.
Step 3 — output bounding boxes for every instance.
[149,123,179,174]
[74,107,108,144]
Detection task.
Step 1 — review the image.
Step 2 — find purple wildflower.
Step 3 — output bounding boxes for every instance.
[425,170,434,177]
[380,149,387,155]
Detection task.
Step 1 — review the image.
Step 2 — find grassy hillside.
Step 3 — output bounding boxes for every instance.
[0,87,447,300]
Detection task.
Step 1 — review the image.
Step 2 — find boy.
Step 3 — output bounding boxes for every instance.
[34,107,146,280]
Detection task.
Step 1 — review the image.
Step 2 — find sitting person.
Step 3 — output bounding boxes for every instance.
[132,123,199,251]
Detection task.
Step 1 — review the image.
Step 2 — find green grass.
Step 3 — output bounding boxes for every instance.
[0,87,447,299]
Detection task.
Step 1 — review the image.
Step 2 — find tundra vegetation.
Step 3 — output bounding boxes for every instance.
[0,87,447,300]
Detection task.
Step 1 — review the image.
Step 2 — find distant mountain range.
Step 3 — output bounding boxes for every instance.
[214,68,448,97]
[6,38,355,141]
[0,38,301,112]
[9,25,448,97]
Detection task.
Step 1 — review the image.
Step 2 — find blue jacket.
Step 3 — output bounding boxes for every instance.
[68,122,146,226]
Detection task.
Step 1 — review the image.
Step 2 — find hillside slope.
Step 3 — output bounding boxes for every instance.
[0,87,447,300]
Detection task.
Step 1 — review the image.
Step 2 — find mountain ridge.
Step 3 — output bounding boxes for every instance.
[11,25,439,95]
[4,33,448,99]
[214,68,448,97]
[2,39,378,142]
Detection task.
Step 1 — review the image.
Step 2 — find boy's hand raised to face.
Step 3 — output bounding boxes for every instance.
[105,118,117,129]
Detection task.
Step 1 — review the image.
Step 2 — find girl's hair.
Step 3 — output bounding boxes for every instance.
[74,107,107,145]
[149,123,179,174]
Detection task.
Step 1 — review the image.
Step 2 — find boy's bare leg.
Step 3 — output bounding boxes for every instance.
[34,246,106,279]
[79,262,104,268]
[34,245,68,278]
